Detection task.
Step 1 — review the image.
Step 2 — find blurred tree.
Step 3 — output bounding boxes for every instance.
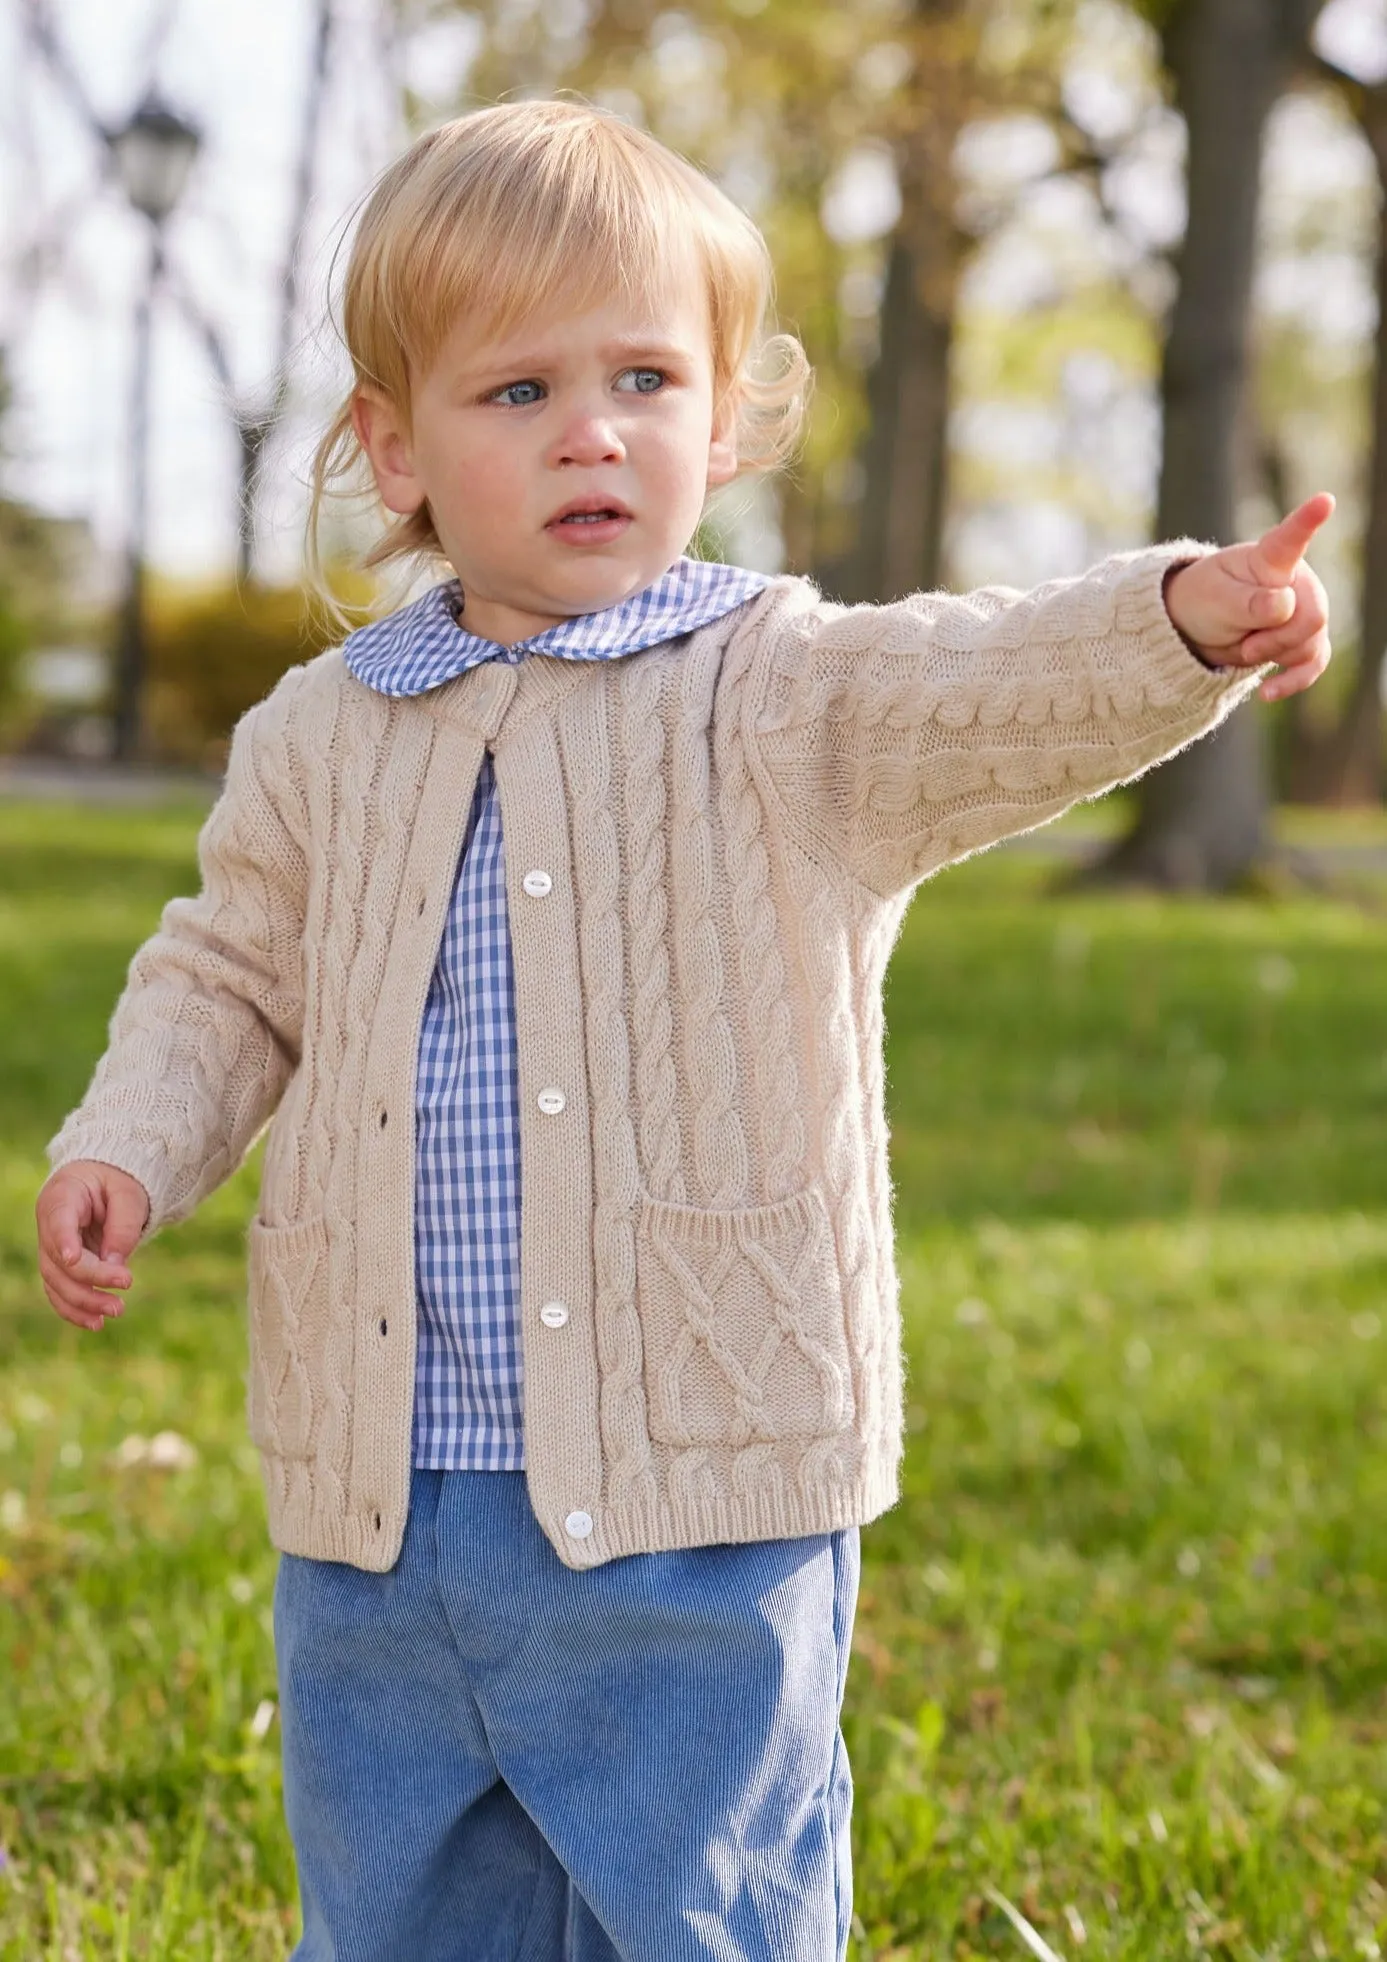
[0,366,101,746]
[176,0,336,581]
[20,0,337,585]
[816,0,1078,603]
[144,576,372,769]
[444,0,876,563]
[403,0,1081,593]
[1286,52,1387,806]
[1096,0,1327,887]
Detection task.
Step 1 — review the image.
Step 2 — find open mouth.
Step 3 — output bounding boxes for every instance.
[546,499,634,542]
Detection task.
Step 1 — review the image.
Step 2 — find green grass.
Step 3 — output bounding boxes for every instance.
[2,801,1387,1959]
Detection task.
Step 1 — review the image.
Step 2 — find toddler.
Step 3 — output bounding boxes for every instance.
[36,99,1332,1962]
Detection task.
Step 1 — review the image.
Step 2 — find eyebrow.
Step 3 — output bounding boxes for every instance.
[463,337,697,380]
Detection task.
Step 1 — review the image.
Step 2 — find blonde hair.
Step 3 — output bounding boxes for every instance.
[307,98,811,610]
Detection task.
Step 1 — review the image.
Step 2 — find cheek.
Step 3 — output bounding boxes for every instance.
[648,408,716,502]
[426,428,529,533]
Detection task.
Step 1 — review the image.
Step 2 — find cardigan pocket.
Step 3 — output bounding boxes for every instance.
[246,1214,336,1458]
[636,1187,855,1448]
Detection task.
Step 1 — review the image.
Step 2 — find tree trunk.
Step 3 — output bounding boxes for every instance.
[1307,84,1387,804]
[812,0,973,602]
[1098,0,1322,887]
[238,0,334,581]
[818,235,954,601]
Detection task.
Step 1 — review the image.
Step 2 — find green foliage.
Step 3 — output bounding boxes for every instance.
[0,599,25,732]
[144,579,372,769]
[426,0,1086,574]
[0,498,101,746]
[3,803,1387,1954]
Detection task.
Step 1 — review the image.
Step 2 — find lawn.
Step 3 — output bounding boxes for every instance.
[2,797,1386,1960]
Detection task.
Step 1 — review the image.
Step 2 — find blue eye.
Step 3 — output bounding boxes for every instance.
[493,379,545,407]
[617,368,666,394]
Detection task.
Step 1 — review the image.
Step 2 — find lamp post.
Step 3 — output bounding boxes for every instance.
[107,96,201,763]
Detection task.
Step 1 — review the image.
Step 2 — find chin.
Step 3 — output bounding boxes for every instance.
[557,564,653,608]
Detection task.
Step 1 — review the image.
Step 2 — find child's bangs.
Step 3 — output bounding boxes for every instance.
[396,125,741,382]
[420,181,704,376]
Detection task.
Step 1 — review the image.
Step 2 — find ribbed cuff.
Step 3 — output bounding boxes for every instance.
[1113,541,1266,714]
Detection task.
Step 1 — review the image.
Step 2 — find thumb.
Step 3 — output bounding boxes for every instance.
[100,1179,151,1263]
[45,1177,95,1266]
[1250,491,1335,583]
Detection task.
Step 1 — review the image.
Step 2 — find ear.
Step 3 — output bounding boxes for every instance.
[351,387,426,516]
[706,395,739,491]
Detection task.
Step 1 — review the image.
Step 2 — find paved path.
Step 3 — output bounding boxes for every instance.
[5,757,1387,875]
[0,758,220,806]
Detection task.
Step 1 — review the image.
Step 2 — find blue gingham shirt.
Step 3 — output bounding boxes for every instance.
[345,558,769,1469]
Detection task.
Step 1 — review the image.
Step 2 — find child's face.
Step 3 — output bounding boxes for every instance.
[353,284,739,645]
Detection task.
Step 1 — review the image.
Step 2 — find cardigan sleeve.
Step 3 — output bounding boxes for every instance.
[45,675,311,1239]
[745,543,1262,898]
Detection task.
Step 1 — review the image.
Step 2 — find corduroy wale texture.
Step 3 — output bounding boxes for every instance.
[49,548,1254,1572]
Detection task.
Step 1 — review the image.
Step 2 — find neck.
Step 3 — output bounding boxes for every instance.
[455,592,569,648]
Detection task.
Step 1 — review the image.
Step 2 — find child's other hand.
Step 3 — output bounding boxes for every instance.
[35,1161,151,1333]
[1163,492,1335,703]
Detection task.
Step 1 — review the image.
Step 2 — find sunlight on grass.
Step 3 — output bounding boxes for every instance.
[2,800,1386,1958]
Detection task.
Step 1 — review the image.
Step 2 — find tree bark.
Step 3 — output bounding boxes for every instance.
[818,235,954,602]
[237,0,334,581]
[1098,0,1323,887]
[1301,83,1387,803]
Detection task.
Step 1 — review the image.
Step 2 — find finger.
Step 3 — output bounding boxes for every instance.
[99,1183,149,1263]
[1237,567,1329,661]
[1251,585,1296,628]
[60,1246,132,1288]
[46,1293,108,1334]
[1259,632,1332,702]
[39,1244,126,1306]
[38,1250,124,1325]
[1238,601,1330,667]
[38,1185,94,1269]
[1249,492,1335,584]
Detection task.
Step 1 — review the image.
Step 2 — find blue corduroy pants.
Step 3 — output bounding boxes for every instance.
[273,1468,859,1961]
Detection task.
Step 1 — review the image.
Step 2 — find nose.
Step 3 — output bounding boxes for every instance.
[551,403,626,469]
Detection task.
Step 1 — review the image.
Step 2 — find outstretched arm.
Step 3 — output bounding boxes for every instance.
[747,502,1334,898]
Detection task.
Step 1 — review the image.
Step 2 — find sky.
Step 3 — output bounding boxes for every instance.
[0,0,416,586]
[1,0,1386,601]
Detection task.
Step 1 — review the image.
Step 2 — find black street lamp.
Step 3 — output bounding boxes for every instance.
[107,96,202,763]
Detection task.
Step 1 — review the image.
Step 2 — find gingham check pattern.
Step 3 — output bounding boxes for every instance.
[345,558,770,1469]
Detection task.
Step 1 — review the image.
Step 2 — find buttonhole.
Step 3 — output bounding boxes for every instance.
[417,894,426,917]
[379,1318,388,1337]
[373,1511,382,1532]
[379,1110,388,1129]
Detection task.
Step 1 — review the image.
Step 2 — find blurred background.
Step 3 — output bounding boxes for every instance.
[1,0,1385,882]
[8,5,1387,1959]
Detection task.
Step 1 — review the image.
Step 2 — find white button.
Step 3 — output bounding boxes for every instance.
[522,869,553,898]
[540,1301,569,1328]
[537,1087,566,1116]
[565,1510,593,1540]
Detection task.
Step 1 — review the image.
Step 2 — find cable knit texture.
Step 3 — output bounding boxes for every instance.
[49,546,1256,1570]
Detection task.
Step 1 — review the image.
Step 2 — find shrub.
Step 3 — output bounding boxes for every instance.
[144,576,374,769]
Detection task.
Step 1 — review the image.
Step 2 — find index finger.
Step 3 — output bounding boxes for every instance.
[37,1182,91,1266]
[1250,492,1335,583]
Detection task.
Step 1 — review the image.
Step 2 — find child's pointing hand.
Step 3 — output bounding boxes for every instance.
[1163,492,1335,703]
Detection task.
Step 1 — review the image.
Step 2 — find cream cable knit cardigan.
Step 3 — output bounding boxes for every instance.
[49,549,1251,1571]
